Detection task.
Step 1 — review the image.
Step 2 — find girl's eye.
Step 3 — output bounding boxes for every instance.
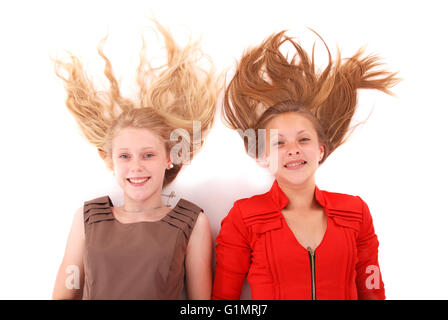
[144,153,154,159]
[300,138,310,142]
[119,154,129,159]
[273,141,284,146]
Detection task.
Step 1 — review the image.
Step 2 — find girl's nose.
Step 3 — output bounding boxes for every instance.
[287,150,300,156]
[286,142,301,156]
[130,158,144,171]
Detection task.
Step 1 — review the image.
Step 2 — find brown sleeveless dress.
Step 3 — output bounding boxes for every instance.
[82,195,202,300]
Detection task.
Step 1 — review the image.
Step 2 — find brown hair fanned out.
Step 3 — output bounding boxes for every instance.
[54,21,221,187]
[222,30,400,163]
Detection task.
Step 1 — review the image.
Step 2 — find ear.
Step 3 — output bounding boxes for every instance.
[319,144,325,163]
[98,148,107,160]
[98,148,114,172]
[166,153,174,169]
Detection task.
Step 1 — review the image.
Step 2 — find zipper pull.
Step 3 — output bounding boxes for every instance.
[307,246,315,257]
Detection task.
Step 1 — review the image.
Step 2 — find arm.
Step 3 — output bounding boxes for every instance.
[212,203,251,300]
[355,197,385,300]
[185,211,213,299]
[52,207,85,300]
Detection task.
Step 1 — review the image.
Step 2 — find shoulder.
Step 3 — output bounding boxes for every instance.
[232,191,276,216]
[83,195,112,206]
[188,211,211,245]
[83,195,114,225]
[70,206,86,238]
[320,189,364,213]
[226,191,281,232]
[164,198,204,239]
[174,199,210,244]
[176,198,203,215]
[321,189,369,234]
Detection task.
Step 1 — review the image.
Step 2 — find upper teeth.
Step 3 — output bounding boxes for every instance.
[129,178,149,183]
[286,161,306,167]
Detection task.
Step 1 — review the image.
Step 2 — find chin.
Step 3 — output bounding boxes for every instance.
[277,172,312,187]
[121,183,154,201]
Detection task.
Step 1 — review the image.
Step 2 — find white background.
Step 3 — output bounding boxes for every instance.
[0,0,447,299]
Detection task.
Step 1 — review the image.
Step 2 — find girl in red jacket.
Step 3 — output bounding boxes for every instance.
[212,31,399,300]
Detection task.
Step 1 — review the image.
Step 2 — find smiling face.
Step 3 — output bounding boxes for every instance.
[111,127,172,203]
[264,112,325,187]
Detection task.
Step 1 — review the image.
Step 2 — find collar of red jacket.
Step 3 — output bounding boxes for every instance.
[268,179,326,210]
[238,179,363,234]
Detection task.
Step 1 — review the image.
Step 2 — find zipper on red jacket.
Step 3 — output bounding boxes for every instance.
[307,246,316,300]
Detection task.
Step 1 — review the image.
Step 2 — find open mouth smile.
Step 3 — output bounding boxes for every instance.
[284,160,306,170]
[127,177,151,186]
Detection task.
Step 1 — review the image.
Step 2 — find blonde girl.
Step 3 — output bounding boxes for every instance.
[52,22,220,300]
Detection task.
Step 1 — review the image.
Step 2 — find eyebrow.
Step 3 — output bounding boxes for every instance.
[117,147,156,151]
[278,130,308,137]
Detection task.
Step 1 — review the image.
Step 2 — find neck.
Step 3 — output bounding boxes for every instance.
[277,176,318,212]
[123,190,165,214]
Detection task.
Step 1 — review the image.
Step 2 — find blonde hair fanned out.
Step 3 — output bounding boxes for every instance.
[222,30,400,162]
[54,21,221,186]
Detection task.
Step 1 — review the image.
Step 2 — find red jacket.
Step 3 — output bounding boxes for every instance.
[212,180,385,300]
